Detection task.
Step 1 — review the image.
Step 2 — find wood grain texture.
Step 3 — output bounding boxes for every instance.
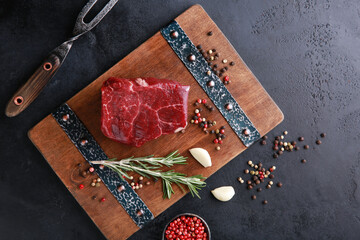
[28,5,283,240]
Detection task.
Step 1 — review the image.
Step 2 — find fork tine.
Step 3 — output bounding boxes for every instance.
[83,0,118,29]
[73,0,118,37]
[77,0,98,23]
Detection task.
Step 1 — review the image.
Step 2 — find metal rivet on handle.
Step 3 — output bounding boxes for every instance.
[14,96,24,106]
[43,62,53,71]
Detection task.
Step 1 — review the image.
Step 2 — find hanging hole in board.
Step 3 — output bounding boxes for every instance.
[14,96,24,105]
[43,62,52,71]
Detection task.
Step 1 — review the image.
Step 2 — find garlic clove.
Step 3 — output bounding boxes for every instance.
[211,186,235,202]
[189,148,212,168]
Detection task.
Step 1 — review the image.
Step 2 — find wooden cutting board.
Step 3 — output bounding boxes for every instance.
[28,5,283,240]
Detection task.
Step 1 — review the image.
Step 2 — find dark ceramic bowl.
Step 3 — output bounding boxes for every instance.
[162,213,211,240]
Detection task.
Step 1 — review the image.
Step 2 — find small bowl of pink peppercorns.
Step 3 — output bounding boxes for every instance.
[162,213,211,240]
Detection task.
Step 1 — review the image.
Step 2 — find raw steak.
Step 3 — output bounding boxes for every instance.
[101,77,190,147]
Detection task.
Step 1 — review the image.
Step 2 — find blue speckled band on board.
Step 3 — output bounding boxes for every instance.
[161,21,260,147]
[52,104,153,228]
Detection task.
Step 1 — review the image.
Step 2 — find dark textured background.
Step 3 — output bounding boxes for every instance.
[1,0,359,239]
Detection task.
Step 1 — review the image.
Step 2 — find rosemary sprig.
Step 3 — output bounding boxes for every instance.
[91,151,206,199]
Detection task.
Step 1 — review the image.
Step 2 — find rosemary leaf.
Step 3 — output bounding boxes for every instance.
[91,150,206,199]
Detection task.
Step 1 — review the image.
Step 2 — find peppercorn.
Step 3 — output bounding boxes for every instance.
[266,185,271,189]
[248,185,253,190]
[251,195,256,200]
[273,146,279,151]
[301,159,306,163]
[304,145,309,149]
[299,137,304,141]
[79,184,84,189]
[263,200,268,205]
[269,174,274,179]
[81,171,87,177]
[100,197,106,202]
[261,140,266,145]
[207,31,213,36]
[255,180,260,185]
[278,150,283,155]
[273,153,278,159]
[237,178,244,184]
[320,133,326,138]
[89,167,94,173]
[247,180,252,185]
[316,140,322,145]
[244,169,249,174]
[216,146,221,151]
[277,182,283,187]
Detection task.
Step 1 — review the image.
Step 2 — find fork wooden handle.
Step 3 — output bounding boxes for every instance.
[5,54,61,117]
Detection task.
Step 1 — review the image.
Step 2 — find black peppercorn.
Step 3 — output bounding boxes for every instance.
[320,133,326,138]
[207,31,213,36]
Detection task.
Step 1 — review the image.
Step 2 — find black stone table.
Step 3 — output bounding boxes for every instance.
[1,1,359,239]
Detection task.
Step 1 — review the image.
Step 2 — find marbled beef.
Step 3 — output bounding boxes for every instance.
[101,77,189,147]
